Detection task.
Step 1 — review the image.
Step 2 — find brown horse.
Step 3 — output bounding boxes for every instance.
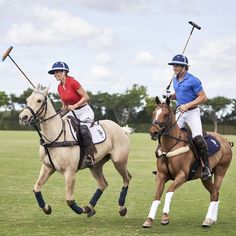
[19,85,132,217]
[142,97,232,228]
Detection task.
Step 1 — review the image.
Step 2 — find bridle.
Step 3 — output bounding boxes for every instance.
[150,103,188,158]
[151,104,175,140]
[24,95,48,125]
[22,93,67,144]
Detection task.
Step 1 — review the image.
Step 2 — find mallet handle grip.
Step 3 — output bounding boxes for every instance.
[2,46,13,61]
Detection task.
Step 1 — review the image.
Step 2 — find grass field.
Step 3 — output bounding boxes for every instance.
[0,131,235,236]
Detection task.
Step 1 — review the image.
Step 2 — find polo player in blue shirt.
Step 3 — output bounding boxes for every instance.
[166,54,211,180]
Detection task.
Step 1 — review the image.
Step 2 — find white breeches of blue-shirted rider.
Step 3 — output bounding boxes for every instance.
[176,107,202,137]
[176,107,211,180]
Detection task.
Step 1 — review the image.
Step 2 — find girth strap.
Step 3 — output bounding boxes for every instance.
[43,141,79,148]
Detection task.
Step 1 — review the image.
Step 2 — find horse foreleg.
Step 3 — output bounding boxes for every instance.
[64,171,84,214]
[142,172,167,228]
[84,163,108,217]
[160,173,186,225]
[33,164,54,214]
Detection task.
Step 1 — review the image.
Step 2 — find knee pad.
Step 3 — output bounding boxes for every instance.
[80,125,93,146]
[193,135,207,150]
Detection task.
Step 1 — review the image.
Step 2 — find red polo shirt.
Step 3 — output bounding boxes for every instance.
[58,76,82,105]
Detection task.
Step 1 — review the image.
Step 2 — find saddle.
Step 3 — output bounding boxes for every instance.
[181,128,221,180]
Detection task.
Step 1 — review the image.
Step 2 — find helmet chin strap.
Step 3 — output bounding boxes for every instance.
[176,66,186,78]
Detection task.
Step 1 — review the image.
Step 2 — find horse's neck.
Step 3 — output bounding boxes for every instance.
[161,122,182,150]
[40,99,63,140]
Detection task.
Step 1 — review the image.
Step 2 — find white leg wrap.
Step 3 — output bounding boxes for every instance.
[206,201,219,222]
[148,200,161,219]
[163,192,174,214]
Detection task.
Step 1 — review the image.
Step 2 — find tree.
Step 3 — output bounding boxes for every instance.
[201,96,234,132]
[0,91,9,108]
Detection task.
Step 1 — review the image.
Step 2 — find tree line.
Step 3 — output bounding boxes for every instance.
[0,84,235,133]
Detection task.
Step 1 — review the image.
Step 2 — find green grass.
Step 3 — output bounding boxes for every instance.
[0,131,235,236]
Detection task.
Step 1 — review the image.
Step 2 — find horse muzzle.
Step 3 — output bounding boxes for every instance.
[19,110,33,126]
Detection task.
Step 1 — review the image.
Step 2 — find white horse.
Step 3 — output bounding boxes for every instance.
[19,85,132,217]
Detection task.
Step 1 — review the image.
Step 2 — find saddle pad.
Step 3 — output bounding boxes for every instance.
[68,121,106,145]
[205,134,221,157]
[89,122,106,144]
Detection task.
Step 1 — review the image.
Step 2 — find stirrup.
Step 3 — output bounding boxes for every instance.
[201,166,211,181]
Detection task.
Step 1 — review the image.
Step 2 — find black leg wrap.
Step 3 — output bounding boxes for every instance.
[34,190,45,208]
[68,200,84,214]
[119,186,128,206]
[89,189,103,207]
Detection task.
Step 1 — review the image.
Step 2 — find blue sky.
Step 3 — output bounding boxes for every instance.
[0,0,235,98]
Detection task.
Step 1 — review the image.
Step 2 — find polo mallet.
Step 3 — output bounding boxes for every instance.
[2,46,35,88]
[166,21,201,90]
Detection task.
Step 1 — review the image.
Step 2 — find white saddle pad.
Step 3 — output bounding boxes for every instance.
[69,120,106,144]
[89,122,106,144]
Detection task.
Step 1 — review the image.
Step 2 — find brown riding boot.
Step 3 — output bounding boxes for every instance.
[84,144,95,168]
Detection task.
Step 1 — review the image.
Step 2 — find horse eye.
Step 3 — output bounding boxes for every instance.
[37,99,42,103]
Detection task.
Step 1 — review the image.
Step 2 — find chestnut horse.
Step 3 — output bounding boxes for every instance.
[142,97,232,228]
[19,86,132,217]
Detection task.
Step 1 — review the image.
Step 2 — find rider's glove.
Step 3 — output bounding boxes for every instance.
[162,90,171,99]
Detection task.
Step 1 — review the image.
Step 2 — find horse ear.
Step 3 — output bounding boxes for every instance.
[35,83,40,90]
[166,97,170,106]
[42,85,50,95]
[155,96,161,105]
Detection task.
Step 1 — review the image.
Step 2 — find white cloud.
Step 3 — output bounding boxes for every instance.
[87,29,118,50]
[95,53,113,65]
[89,65,112,80]
[3,5,117,49]
[75,0,151,13]
[131,51,158,66]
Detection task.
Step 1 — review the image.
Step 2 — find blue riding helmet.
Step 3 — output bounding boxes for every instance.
[168,54,188,66]
[48,61,69,74]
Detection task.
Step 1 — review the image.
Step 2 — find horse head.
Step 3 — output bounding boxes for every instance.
[149,97,174,140]
[19,84,50,126]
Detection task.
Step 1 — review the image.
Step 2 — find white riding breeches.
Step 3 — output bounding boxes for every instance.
[176,107,203,138]
[67,104,94,128]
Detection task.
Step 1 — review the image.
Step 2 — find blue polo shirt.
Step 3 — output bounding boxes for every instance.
[173,72,203,106]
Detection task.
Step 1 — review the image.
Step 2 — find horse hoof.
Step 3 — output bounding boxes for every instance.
[142,218,153,228]
[83,205,96,217]
[83,205,91,214]
[161,213,169,225]
[202,218,214,227]
[43,205,52,215]
[119,207,127,216]
[87,208,96,217]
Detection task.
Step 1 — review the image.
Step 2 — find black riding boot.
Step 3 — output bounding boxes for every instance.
[193,135,211,180]
[80,125,95,168]
[84,144,95,168]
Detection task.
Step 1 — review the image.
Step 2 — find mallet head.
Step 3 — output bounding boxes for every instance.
[2,46,13,61]
[189,21,201,30]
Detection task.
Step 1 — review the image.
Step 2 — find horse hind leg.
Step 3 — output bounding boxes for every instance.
[113,157,132,216]
[84,160,109,217]
[202,163,229,227]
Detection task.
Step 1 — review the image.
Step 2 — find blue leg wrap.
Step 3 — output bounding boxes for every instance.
[89,189,103,207]
[69,201,84,214]
[119,186,128,206]
[34,191,45,208]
